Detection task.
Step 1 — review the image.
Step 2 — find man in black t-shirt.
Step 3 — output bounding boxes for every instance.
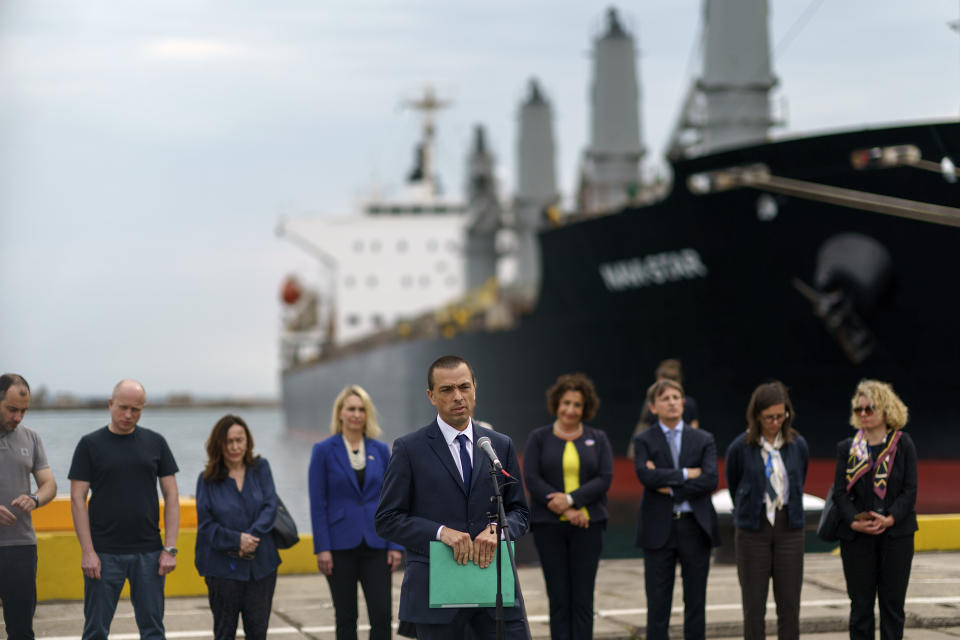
[68,379,180,640]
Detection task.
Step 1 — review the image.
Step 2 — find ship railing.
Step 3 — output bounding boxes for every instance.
[686,144,960,227]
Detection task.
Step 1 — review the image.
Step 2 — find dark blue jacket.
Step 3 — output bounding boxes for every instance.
[308,435,401,553]
[522,424,613,524]
[195,458,281,581]
[725,432,809,530]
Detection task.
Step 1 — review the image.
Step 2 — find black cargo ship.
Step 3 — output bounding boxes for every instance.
[280,0,960,515]
[283,118,960,513]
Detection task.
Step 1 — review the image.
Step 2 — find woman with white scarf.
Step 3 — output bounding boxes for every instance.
[726,381,809,640]
[831,380,917,640]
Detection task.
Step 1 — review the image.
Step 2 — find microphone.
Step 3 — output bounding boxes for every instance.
[475,436,503,472]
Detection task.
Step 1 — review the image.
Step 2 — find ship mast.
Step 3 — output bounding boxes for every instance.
[577,8,645,215]
[667,0,779,158]
[403,86,450,197]
[513,78,559,301]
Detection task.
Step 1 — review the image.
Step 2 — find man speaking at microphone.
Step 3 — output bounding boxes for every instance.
[376,355,529,639]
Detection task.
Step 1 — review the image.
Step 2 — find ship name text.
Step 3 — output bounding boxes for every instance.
[598,249,708,292]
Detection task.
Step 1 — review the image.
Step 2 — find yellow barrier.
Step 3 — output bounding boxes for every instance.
[37,529,318,601]
[33,496,198,531]
[915,514,960,551]
[32,495,960,601]
[34,495,318,601]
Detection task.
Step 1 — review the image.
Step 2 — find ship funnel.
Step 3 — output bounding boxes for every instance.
[577,6,645,214]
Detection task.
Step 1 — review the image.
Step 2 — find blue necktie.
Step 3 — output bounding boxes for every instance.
[457,434,472,494]
[668,429,680,469]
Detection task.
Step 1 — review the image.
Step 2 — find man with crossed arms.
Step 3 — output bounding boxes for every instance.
[633,378,720,640]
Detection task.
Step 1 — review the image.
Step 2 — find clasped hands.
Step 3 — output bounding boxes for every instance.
[440,523,499,568]
[850,511,895,535]
[546,492,588,528]
[645,460,701,494]
[235,532,260,560]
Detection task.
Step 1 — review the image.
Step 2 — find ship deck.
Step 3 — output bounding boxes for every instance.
[23,551,960,639]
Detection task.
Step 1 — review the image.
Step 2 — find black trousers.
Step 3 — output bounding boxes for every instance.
[0,545,38,640]
[840,532,914,640]
[532,521,604,640]
[643,516,712,640]
[205,571,277,640]
[414,609,526,640]
[326,543,392,640]
[735,509,804,640]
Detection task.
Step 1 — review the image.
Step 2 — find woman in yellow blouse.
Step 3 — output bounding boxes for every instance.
[522,373,614,640]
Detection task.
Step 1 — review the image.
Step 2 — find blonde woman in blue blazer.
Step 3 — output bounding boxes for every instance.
[309,385,403,640]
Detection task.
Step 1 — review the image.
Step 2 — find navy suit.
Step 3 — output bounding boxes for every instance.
[309,435,401,553]
[375,420,529,629]
[633,423,719,640]
[309,435,401,640]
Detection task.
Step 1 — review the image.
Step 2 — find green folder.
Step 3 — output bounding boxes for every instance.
[428,541,515,608]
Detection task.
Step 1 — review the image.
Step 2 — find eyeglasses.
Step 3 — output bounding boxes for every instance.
[760,412,789,425]
[853,405,876,416]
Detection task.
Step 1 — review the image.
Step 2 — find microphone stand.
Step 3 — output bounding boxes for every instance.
[487,459,532,640]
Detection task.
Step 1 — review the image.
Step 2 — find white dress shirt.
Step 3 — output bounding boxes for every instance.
[435,415,475,540]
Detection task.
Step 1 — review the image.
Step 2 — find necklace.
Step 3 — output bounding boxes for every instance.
[553,421,583,440]
[343,435,366,470]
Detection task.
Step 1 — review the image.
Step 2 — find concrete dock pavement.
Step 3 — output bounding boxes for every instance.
[24,551,960,639]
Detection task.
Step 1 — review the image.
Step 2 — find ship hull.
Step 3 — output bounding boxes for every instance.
[283,120,960,513]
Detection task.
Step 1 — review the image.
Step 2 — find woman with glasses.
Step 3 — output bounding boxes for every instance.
[831,380,917,640]
[725,381,808,640]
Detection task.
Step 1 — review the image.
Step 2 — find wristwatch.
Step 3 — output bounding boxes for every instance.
[163,546,178,556]
[29,494,39,508]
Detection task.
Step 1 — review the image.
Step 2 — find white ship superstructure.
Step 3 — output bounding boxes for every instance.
[278,88,474,354]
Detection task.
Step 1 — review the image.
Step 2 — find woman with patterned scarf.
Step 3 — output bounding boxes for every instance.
[726,381,808,640]
[831,379,917,640]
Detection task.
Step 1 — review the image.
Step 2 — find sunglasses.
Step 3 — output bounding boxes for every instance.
[853,405,876,416]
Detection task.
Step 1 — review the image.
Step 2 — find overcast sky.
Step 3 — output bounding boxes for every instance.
[1,0,957,399]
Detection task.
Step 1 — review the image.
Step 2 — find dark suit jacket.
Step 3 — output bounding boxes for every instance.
[522,424,613,524]
[375,421,529,624]
[725,432,809,530]
[632,423,720,549]
[831,431,918,541]
[308,435,402,553]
